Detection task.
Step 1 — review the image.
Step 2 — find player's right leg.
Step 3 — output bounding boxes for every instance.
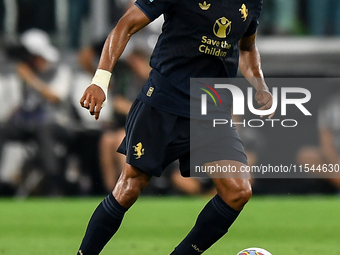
[77,163,151,255]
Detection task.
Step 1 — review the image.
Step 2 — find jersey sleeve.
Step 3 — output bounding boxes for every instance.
[243,19,259,37]
[135,0,175,22]
[243,0,263,37]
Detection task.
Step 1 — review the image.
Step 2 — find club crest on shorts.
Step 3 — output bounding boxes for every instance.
[133,142,145,159]
[239,4,248,21]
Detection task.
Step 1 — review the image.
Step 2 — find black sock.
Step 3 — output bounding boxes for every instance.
[173,194,241,255]
[77,193,127,255]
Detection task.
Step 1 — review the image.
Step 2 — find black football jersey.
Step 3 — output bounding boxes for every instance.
[136,0,263,117]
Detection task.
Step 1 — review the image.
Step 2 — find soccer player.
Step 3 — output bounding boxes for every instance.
[78,0,274,254]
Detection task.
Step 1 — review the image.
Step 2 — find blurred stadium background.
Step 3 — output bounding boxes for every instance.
[0,1,340,254]
[0,0,340,196]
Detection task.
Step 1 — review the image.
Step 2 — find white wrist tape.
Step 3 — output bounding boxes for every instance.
[91,69,112,103]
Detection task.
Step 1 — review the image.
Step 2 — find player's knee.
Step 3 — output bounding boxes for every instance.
[218,179,252,210]
[125,176,149,197]
[232,184,252,207]
[113,164,151,208]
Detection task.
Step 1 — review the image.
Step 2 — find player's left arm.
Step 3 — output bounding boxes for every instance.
[239,33,274,119]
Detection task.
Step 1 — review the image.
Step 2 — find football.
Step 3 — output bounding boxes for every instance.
[237,247,272,255]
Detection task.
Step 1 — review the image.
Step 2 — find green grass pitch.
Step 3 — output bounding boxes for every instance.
[0,195,339,255]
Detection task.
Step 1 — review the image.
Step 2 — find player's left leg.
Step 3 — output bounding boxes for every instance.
[171,160,251,255]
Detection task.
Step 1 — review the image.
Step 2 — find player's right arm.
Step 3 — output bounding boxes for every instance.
[80,4,151,120]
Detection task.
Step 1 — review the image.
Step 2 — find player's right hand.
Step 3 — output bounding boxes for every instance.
[80,84,106,120]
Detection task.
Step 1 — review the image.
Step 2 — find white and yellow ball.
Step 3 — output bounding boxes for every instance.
[237,247,272,255]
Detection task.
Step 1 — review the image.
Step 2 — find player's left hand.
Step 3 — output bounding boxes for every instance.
[255,90,275,119]
[80,84,106,120]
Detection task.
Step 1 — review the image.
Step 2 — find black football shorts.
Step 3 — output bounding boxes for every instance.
[117,100,247,177]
